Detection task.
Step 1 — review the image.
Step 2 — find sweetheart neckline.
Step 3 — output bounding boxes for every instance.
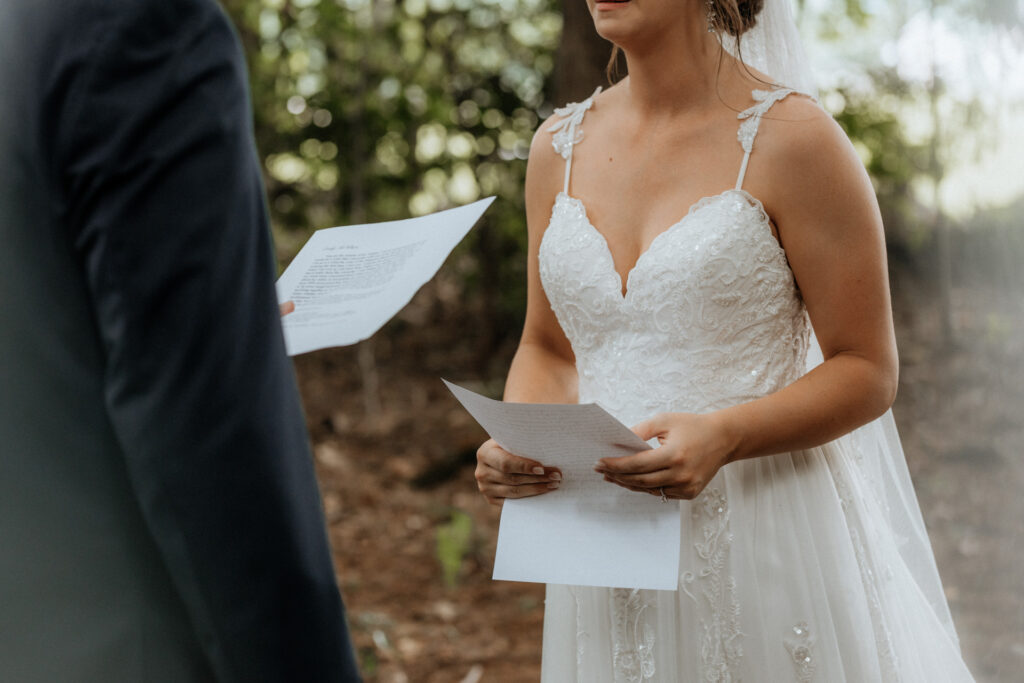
[551,188,785,299]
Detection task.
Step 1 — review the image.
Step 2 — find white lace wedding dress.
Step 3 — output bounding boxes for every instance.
[536,88,975,682]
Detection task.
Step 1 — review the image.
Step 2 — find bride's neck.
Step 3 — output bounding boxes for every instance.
[620,29,727,118]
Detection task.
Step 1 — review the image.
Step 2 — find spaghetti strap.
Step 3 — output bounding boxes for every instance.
[734,88,797,190]
[548,86,602,195]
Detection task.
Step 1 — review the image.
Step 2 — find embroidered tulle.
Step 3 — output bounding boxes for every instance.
[536,89,975,682]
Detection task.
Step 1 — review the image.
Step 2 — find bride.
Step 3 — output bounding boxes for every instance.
[473,0,976,680]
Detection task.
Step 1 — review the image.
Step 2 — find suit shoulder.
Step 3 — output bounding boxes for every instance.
[14,0,228,36]
[114,0,236,44]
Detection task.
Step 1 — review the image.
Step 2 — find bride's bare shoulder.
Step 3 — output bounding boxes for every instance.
[763,92,838,138]
[761,94,856,165]
[756,94,870,205]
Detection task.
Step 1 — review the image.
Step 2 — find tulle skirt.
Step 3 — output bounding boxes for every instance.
[539,411,975,682]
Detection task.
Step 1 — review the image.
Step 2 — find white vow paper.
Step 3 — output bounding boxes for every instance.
[444,381,681,590]
[276,197,495,355]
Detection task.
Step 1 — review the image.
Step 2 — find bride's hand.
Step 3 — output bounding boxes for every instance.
[594,412,736,500]
[475,438,562,507]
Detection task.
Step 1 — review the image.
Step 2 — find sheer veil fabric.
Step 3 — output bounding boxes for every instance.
[534,1,973,680]
[733,0,962,654]
[721,0,818,97]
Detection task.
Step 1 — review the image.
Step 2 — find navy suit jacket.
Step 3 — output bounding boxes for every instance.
[0,0,360,680]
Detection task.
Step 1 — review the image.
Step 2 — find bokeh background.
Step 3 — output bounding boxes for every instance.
[219,1,1024,680]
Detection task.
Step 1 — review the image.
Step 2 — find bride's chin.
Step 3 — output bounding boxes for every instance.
[591,14,659,48]
[591,22,638,47]
[595,31,643,56]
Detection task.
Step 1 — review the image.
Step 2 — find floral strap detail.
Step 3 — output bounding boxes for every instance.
[611,588,656,682]
[734,88,798,190]
[736,88,796,154]
[549,86,602,160]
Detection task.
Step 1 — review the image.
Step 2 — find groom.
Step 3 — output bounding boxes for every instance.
[0,0,359,680]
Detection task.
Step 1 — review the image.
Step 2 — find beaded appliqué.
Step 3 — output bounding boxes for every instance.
[827,455,901,681]
[784,622,816,682]
[737,88,796,153]
[688,488,743,682]
[612,588,656,682]
[569,586,590,674]
[549,86,602,159]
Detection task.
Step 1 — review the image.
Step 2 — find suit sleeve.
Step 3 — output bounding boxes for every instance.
[58,1,360,680]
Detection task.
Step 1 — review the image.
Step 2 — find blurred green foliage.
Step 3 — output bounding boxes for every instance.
[222,0,562,342]
[435,508,474,587]
[826,76,930,248]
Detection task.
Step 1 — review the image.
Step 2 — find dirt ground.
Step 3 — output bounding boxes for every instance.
[293,268,1024,682]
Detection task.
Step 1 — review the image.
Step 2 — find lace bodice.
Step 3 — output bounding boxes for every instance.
[538,88,811,426]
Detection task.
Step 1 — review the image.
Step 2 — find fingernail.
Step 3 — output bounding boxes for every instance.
[550,472,562,481]
[547,482,560,489]
[532,467,545,475]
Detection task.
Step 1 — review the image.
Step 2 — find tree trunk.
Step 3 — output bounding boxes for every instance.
[351,39,382,416]
[553,1,617,105]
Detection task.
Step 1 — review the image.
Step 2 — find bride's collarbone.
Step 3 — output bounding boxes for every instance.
[565,170,744,240]
[550,97,793,253]
[566,138,744,209]
[563,136,786,239]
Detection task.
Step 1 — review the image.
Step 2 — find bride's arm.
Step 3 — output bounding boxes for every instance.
[475,122,576,506]
[598,98,899,500]
[503,115,579,404]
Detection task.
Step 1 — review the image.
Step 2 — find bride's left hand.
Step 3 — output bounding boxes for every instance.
[594,412,737,500]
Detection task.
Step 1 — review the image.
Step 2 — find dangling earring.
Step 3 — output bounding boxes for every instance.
[706,0,718,33]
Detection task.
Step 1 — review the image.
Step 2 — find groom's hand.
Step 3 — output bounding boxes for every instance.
[475,438,562,507]
[279,300,295,317]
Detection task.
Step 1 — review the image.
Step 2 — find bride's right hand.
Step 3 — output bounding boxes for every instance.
[475,439,562,507]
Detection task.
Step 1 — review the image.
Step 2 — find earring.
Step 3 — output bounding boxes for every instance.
[706,0,718,33]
